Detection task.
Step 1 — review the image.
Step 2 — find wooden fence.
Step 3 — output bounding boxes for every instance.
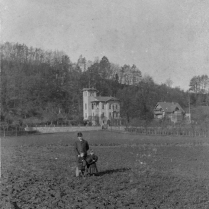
[124,127,209,137]
[1,125,208,138]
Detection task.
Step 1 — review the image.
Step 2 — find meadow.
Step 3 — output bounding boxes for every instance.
[1,130,209,209]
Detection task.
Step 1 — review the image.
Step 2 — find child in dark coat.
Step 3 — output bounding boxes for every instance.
[77,156,87,174]
[86,150,98,176]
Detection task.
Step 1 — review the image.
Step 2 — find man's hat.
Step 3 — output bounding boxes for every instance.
[77,132,82,137]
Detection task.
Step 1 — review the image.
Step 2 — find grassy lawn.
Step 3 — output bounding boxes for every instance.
[1,130,209,208]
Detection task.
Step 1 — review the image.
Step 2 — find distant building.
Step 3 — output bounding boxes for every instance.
[83,88,120,125]
[154,102,185,123]
[119,69,142,85]
[77,55,93,72]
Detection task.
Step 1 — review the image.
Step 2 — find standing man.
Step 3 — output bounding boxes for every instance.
[74,132,89,177]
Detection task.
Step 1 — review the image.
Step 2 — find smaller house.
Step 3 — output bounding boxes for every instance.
[154,102,185,123]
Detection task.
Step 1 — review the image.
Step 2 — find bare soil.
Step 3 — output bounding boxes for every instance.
[1,131,209,208]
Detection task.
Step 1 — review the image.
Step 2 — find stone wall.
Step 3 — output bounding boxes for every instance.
[31,126,101,134]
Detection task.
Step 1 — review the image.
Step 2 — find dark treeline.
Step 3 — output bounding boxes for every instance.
[189,75,209,106]
[0,42,208,126]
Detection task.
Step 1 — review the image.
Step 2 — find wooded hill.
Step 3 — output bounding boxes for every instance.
[1,42,208,126]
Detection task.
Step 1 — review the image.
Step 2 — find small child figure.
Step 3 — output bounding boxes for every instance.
[77,154,87,176]
[86,150,98,176]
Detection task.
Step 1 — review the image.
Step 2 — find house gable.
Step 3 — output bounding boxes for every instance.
[154,102,185,122]
[156,102,185,113]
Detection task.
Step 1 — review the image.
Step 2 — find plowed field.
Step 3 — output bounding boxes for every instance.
[1,131,209,208]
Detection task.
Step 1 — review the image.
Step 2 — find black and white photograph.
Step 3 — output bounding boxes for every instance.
[1,0,209,208]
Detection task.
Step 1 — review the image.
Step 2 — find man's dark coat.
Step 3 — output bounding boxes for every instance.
[74,139,89,157]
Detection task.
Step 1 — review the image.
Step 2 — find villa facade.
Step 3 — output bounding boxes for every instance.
[83,88,120,125]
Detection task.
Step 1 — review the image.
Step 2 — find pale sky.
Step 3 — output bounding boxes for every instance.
[1,0,209,90]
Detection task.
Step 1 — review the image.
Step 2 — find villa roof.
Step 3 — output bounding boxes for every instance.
[91,96,119,103]
[155,102,185,113]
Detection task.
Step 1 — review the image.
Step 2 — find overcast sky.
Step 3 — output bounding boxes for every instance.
[2,0,209,90]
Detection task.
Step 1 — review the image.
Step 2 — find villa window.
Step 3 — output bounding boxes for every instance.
[85,103,87,110]
[102,103,104,109]
[92,103,94,110]
[109,103,111,109]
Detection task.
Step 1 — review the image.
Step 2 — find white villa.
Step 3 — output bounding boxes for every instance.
[83,88,120,125]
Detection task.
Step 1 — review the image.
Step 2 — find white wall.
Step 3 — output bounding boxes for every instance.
[83,90,97,120]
